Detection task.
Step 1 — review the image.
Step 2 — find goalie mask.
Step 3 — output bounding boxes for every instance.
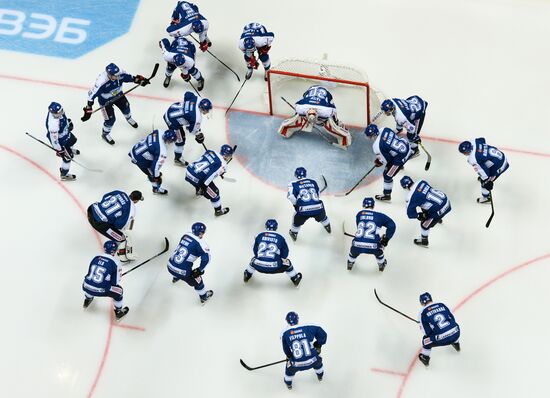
[306,108,318,124]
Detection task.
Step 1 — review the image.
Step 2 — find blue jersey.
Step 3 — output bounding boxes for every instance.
[164,92,203,134]
[240,22,273,39]
[419,302,459,339]
[467,137,509,180]
[167,232,210,277]
[251,231,289,272]
[287,178,325,216]
[82,253,120,293]
[45,111,70,150]
[393,96,427,122]
[129,131,167,178]
[406,180,451,220]
[168,37,196,59]
[373,127,410,166]
[87,71,134,105]
[171,1,202,22]
[352,209,396,250]
[281,324,327,367]
[186,150,226,186]
[296,86,335,109]
[91,190,135,229]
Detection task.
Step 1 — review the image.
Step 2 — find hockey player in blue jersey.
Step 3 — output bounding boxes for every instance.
[87,190,143,262]
[364,124,411,201]
[82,241,129,320]
[166,1,211,51]
[238,22,274,80]
[381,96,428,157]
[287,167,331,241]
[400,176,451,247]
[243,219,303,286]
[82,63,150,145]
[45,102,80,181]
[418,292,461,367]
[279,86,352,149]
[281,312,327,390]
[164,92,213,166]
[159,36,205,90]
[458,138,509,203]
[167,222,213,304]
[129,130,178,195]
[185,144,234,216]
[347,197,396,272]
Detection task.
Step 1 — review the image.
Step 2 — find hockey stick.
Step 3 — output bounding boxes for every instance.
[188,80,201,96]
[82,63,159,121]
[25,132,103,173]
[373,289,419,324]
[225,79,247,115]
[189,35,240,82]
[122,237,169,276]
[239,358,287,371]
[342,222,355,238]
[337,165,376,196]
[485,193,495,228]
[319,175,328,193]
[419,142,431,171]
[280,96,334,145]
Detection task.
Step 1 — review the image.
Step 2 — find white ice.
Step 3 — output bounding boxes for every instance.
[1,0,550,397]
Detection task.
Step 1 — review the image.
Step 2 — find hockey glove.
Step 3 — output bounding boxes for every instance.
[133,75,150,86]
[412,135,422,144]
[481,179,494,191]
[313,341,322,354]
[195,132,205,144]
[258,45,271,55]
[81,105,93,122]
[191,268,204,278]
[180,72,191,82]
[170,18,180,25]
[199,40,210,52]
[379,235,389,247]
[374,158,383,167]
[417,212,427,222]
[247,56,259,70]
[68,119,74,131]
[56,149,72,162]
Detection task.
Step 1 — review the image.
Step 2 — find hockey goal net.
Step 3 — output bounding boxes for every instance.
[267,59,382,128]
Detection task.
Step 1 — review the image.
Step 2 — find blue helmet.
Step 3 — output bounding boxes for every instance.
[286,311,299,326]
[191,20,204,33]
[458,140,473,154]
[199,98,212,112]
[381,99,395,113]
[220,144,234,157]
[364,124,379,138]
[419,292,432,305]
[243,37,255,50]
[105,63,120,76]
[104,240,118,255]
[48,101,63,114]
[192,222,206,236]
[363,197,375,209]
[173,54,185,66]
[400,175,414,190]
[265,219,278,231]
[163,130,177,143]
[294,167,307,179]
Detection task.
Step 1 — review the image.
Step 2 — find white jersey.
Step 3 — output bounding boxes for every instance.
[295,103,335,119]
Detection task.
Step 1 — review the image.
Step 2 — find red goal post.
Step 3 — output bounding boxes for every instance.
[266,59,379,126]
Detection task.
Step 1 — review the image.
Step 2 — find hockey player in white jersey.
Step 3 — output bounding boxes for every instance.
[166,1,211,52]
[45,102,80,181]
[278,86,351,149]
[159,36,205,90]
[238,22,274,80]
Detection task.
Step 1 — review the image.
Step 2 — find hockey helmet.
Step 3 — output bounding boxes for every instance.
[191,20,204,33]
[400,176,414,190]
[419,292,432,305]
[362,197,375,209]
[286,311,299,326]
[243,36,255,50]
[192,222,207,236]
[265,219,278,231]
[199,98,213,112]
[220,144,234,157]
[105,63,120,77]
[458,140,473,154]
[48,101,63,115]
[294,167,307,179]
[129,190,144,202]
[364,124,379,138]
[104,240,119,255]
[381,99,395,114]
[163,130,178,143]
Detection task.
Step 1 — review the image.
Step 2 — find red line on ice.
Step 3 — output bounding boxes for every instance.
[371,367,407,377]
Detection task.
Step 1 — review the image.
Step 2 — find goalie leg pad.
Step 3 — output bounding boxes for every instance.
[325,118,352,148]
[278,115,307,138]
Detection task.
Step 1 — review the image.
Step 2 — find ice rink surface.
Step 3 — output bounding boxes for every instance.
[1,0,550,397]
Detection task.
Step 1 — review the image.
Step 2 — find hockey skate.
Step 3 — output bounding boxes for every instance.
[378,259,387,272]
[126,117,138,128]
[102,133,115,145]
[163,75,171,88]
[285,381,292,390]
[114,306,130,321]
[291,272,302,287]
[172,277,179,284]
[197,77,205,91]
[347,260,354,271]
[243,270,253,283]
[214,207,230,217]
[264,70,268,81]
[60,173,76,181]
[83,297,94,308]
[452,342,461,352]
[174,158,189,167]
[153,187,168,195]
[73,149,81,155]
[200,290,214,304]
[375,194,391,202]
[477,196,491,204]
[288,230,298,242]
[418,353,430,367]
[324,224,332,234]
[245,68,253,80]
[317,372,324,382]
[414,237,429,248]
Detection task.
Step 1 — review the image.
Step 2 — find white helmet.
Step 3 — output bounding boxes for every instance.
[306,108,318,123]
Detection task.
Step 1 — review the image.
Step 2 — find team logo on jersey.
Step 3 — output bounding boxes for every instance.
[0,0,141,59]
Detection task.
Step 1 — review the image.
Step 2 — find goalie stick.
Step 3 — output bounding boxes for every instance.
[485,193,495,228]
[239,358,287,371]
[25,132,103,173]
[81,63,159,122]
[189,35,240,82]
[373,289,419,324]
[337,165,376,196]
[122,237,169,276]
